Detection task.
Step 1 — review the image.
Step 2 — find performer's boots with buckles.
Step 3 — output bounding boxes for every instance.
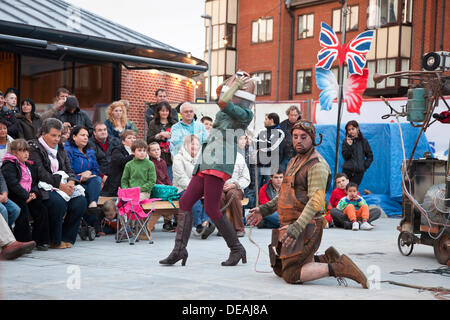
[314,246,341,263]
[159,211,193,266]
[328,254,368,289]
[213,215,247,266]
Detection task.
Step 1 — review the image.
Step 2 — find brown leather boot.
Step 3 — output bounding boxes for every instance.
[213,215,246,266]
[315,246,341,263]
[0,241,36,260]
[159,211,193,266]
[329,254,368,289]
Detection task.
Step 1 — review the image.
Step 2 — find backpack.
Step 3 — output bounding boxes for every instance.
[150,184,180,208]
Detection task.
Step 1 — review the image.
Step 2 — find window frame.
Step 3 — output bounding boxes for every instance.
[295,69,313,94]
[332,5,359,33]
[251,17,274,44]
[250,71,272,96]
[297,13,314,39]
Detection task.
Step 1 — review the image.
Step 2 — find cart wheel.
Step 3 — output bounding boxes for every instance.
[79,226,88,241]
[433,234,449,265]
[398,231,414,256]
[88,226,96,241]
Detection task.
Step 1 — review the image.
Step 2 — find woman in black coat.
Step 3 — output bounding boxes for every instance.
[341,120,373,185]
[17,98,41,141]
[147,101,177,180]
[101,130,136,197]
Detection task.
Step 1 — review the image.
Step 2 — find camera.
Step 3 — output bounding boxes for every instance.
[422,51,450,71]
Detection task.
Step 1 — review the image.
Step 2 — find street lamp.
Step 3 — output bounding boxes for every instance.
[201,13,212,103]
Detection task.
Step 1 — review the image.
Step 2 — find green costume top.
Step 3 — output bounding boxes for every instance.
[194,101,253,177]
[121,158,156,194]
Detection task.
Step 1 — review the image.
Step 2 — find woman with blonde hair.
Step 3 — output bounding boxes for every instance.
[104,101,138,140]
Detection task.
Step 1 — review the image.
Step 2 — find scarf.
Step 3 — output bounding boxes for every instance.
[38,136,59,173]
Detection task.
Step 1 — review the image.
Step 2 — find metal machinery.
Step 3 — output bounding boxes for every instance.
[373,70,450,265]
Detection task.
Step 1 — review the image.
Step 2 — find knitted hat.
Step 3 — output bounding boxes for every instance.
[64,96,79,111]
[291,120,322,146]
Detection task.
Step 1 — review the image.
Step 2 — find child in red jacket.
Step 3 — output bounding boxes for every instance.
[255,169,283,229]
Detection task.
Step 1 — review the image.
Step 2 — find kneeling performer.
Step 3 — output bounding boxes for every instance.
[160,71,255,266]
[247,121,368,288]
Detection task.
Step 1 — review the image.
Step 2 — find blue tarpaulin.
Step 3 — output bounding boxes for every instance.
[316,123,433,216]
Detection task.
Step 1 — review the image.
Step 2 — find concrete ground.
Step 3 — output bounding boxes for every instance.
[0,217,448,300]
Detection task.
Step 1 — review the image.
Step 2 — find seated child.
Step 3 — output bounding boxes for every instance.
[1,139,50,250]
[336,182,373,231]
[0,170,20,228]
[100,199,118,235]
[329,173,380,229]
[148,142,175,231]
[200,116,213,133]
[148,142,172,186]
[121,139,157,201]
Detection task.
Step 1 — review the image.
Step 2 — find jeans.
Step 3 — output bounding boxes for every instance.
[44,191,87,245]
[82,176,102,205]
[264,211,280,229]
[179,190,211,227]
[0,199,21,228]
[167,165,173,183]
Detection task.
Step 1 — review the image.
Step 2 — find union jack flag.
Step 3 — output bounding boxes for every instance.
[316,22,374,75]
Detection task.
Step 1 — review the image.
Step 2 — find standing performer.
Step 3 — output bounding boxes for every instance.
[160,71,255,267]
[246,121,368,288]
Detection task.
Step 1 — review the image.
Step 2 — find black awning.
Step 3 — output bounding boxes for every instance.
[0,33,208,77]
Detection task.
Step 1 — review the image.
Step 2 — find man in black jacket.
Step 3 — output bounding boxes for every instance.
[145,89,179,126]
[279,105,302,172]
[256,113,285,189]
[57,96,93,136]
[88,122,120,188]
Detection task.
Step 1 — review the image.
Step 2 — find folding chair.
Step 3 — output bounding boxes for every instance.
[116,187,160,245]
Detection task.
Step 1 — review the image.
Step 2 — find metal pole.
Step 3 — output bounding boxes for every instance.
[208,18,212,103]
[201,14,212,103]
[334,0,348,183]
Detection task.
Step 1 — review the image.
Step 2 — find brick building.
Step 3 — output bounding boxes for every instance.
[209,0,450,103]
[0,0,207,139]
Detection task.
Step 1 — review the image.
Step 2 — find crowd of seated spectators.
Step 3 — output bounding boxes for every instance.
[0,86,380,261]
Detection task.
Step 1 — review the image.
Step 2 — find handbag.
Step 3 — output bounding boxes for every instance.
[150,184,180,208]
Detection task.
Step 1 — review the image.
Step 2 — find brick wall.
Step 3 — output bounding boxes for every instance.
[120,67,195,139]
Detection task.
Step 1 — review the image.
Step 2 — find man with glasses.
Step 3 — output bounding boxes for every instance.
[169,102,208,156]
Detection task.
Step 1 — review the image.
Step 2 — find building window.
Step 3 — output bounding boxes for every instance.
[251,17,273,44]
[367,61,376,88]
[251,71,271,96]
[296,70,312,94]
[332,5,359,32]
[402,0,413,24]
[368,0,399,28]
[20,55,114,113]
[366,58,409,89]
[298,13,314,39]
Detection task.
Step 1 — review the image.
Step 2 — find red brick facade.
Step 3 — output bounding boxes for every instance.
[237,0,450,102]
[120,68,195,139]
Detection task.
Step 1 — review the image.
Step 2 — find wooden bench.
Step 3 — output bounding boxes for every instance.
[98,196,249,237]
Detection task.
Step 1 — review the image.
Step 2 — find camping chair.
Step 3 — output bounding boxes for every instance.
[116,187,160,245]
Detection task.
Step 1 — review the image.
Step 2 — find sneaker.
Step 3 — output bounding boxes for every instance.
[352,221,359,231]
[36,244,49,251]
[201,223,216,239]
[193,225,204,237]
[162,222,174,232]
[236,231,245,237]
[360,221,374,230]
